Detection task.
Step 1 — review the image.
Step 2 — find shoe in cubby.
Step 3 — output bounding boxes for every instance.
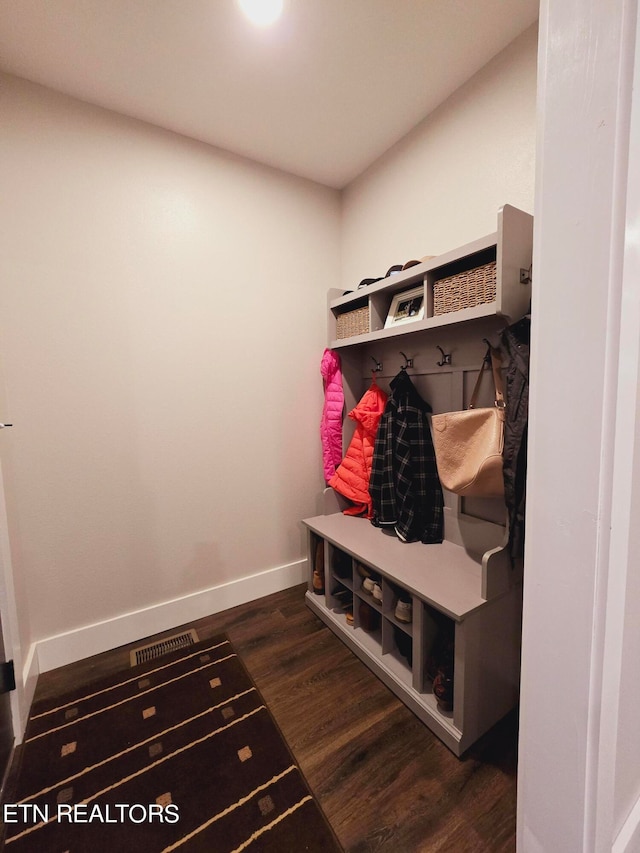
[361,570,380,596]
[426,626,453,677]
[362,577,374,595]
[331,584,353,625]
[433,669,454,712]
[394,597,412,623]
[312,539,324,595]
[359,601,381,633]
[424,615,454,711]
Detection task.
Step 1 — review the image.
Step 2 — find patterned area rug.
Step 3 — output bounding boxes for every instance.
[3,635,342,852]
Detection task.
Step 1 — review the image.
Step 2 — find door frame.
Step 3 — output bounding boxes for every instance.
[518,0,640,849]
[0,458,28,746]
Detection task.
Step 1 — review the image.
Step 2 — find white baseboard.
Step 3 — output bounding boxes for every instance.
[614,793,640,853]
[35,559,307,675]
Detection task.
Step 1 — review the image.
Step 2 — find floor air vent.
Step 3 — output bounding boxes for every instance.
[130,629,199,667]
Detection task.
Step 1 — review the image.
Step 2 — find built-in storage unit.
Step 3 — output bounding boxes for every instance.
[304,204,532,756]
[328,204,532,347]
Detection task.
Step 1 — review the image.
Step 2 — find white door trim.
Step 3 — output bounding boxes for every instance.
[0,458,31,743]
[592,2,640,848]
[518,0,639,849]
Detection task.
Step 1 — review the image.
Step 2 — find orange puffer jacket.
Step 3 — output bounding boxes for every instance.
[329,379,388,518]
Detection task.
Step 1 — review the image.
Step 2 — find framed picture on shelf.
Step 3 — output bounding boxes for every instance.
[384,286,425,329]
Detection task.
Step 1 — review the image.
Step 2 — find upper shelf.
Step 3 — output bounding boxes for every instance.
[329,204,533,349]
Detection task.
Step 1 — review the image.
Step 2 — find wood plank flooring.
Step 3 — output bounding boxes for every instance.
[6,584,518,852]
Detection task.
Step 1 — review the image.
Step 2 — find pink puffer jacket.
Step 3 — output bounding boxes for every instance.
[320,348,344,482]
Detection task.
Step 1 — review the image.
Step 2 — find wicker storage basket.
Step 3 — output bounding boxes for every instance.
[336,305,370,339]
[433,260,497,316]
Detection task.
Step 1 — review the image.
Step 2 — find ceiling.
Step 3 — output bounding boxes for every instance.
[0,1,538,188]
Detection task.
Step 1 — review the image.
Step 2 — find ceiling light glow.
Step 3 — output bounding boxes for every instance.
[238,0,283,27]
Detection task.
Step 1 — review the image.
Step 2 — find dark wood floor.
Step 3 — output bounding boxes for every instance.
[9,584,518,852]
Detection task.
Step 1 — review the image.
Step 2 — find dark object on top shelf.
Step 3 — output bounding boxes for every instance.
[357,257,435,289]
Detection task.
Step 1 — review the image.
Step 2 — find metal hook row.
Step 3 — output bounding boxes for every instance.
[368,338,502,373]
[370,348,453,372]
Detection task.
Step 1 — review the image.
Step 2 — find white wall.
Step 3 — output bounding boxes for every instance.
[341,24,537,289]
[0,75,340,666]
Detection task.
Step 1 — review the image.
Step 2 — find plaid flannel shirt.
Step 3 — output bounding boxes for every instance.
[369,370,444,544]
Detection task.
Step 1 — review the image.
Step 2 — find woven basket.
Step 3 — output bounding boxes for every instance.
[336,305,370,339]
[433,260,497,316]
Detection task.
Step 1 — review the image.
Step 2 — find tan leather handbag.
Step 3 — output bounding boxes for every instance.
[431,346,505,497]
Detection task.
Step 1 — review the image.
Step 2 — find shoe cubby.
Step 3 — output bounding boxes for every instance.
[383,580,414,637]
[304,513,522,756]
[353,600,382,654]
[415,604,455,718]
[327,578,353,625]
[380,619,413,688]
[356,599,382,634]
[354,563,383,612]
[308,533,325,597]
[329,544,353,587]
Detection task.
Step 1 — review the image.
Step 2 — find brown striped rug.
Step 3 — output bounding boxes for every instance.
[3,635,342,852]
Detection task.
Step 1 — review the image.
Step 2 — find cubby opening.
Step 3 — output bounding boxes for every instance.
[329,579,353,626]
[356,599,382,637]
[309,532,325,597]
[381,619,413,686]
[369,281,428,332]
[332,296,370,342]
[329,544,352,585]
[426,246,497,320]
[353,560,382,606]
[419,604,455,716]
[429,245,496,286]
[384,580,413,635]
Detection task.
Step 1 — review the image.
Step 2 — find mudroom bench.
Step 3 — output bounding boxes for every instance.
[303,501,522,756]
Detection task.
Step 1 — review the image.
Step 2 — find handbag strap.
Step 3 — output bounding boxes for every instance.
[469,346,505,409]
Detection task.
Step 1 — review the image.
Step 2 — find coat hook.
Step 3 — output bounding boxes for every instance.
[370,356,383,372]
[399,351,413,370]
[436,346,451,367]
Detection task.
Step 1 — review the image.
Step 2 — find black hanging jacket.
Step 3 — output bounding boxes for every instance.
[369,369,444,544]
[500,316,530,559]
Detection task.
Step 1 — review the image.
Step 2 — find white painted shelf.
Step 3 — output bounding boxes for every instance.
[329,204,533,348]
